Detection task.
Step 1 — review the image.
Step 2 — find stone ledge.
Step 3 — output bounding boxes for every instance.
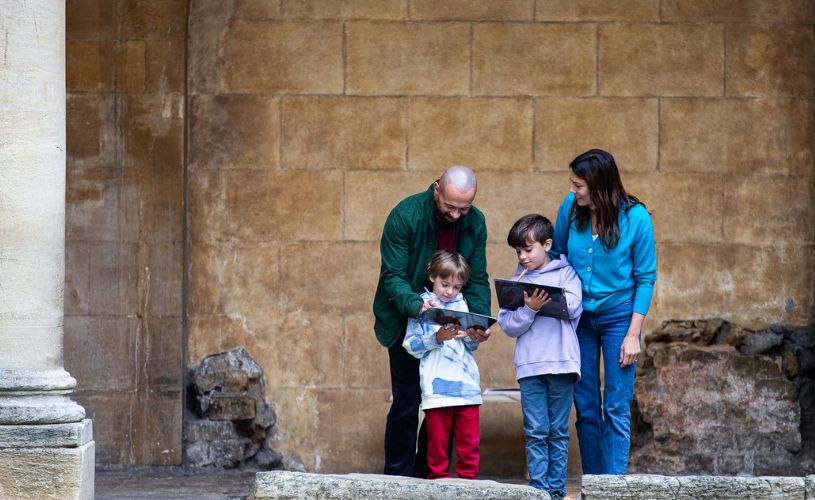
[249,471,549,499]
[0,419,93,448]
[581,474,815,500]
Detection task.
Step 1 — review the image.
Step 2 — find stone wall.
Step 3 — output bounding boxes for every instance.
[631,319,814,475]
[184,0,814,474]
[63,0,815,471]
[64,0,186,464]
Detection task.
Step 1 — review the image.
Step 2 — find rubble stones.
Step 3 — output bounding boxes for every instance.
[631,319,814,475]
[185,348,282,470]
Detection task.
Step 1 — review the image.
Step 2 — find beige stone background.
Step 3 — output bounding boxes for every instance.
[64,0,814,476]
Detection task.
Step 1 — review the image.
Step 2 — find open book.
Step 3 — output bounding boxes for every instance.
[416,307,497,331]
[494,278,569,320]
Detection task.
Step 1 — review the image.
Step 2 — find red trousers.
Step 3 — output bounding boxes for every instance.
[424,405,480,479]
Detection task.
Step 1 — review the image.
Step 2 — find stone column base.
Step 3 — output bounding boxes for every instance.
[0,420,94,500]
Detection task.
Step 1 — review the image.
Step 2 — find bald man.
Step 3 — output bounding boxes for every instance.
[373,166,492,477]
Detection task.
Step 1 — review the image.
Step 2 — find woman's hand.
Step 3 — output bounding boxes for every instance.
[620,313,645,367]
[619,331,641,367]
[523,288,550,312]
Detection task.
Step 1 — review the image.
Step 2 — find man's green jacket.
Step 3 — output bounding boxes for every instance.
[373,184,491,348]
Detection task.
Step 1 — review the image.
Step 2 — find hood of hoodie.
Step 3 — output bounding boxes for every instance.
[512,254,571,279]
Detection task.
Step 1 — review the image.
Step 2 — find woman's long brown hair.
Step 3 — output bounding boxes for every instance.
[569,149,642,250]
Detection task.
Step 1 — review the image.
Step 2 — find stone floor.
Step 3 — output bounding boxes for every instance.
[96,467,581,499]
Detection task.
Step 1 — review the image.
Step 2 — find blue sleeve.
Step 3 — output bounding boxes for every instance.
[402,318,441,359]
[630,207,657,316]
[551,194,574,259]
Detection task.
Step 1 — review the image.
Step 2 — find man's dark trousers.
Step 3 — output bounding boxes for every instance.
[384,339,430,477]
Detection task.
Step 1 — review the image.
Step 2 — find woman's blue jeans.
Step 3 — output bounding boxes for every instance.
[573,300,635,475]
[519,373,575,496]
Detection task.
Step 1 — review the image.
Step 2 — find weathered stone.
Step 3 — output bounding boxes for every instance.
[281,96,406,170]
[189,94,280,170]
[280,242,379,314]
[346,21,469,96]
[0,420,93,448]
[343,172,429,241]
[66,0,118,40]
[66,94,116,167]
[537,0,659,21]
[221,169,343,241]
[408,97,533,172]
[581,474,806,500]
[121,0,186,40]
[250,471,550,499]
[647,319,723,345]
[0,443,95,500]
[536,98,658,172]
[66,41,115,92]
[282,0,406,19]
[473,23,595,96]
[127,389,182,465]
[655,243,799,324]
[727,25,815,97]
[632,338,803,475]
[235,0,282,19]
[183,419,235,443]
[219,20,343,94]
[253,446,283,469]
[724,175,814,244]
[411,0,533,20]
[475,172,565,244]
[344,315,390,388]
[187,348,282,469]
[660,98,814,175]
[662,0,815,22]
[63,316,135,390]
[740,329,784,355]
[599,23,723,96]
[202,396,257,421]
[625,174,724,244]
[188,241,281,316]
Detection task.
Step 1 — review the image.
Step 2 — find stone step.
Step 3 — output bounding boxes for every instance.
[249,471,550,499]
[581,474,815,500]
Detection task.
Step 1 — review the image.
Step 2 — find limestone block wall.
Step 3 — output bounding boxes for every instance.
[63,0,814,471]
[64,0,186,464]
[185,0,814,475]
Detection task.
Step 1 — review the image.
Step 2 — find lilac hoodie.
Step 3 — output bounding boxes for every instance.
[497,256,583,381]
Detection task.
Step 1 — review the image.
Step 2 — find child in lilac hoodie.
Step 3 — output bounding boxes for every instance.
[497,214,582,500]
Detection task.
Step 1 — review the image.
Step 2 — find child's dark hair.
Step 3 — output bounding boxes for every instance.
[426,251,471,283]
[507,214,554,248]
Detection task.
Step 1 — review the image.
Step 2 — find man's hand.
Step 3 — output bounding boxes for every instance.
[466,327,491,343]
[419,299,441,314]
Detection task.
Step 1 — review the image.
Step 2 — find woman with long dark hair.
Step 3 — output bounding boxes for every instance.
[551,149,656,475]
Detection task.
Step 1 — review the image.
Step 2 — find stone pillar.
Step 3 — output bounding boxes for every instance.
[0,1,94,498]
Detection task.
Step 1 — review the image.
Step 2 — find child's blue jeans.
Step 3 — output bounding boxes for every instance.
[573,299,636,475]
[519,373,575,496]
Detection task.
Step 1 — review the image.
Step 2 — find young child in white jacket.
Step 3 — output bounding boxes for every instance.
[403,251,482,480]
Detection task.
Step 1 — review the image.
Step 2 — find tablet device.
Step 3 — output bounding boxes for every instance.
[416,308,497,331]
[494,278,569,320]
